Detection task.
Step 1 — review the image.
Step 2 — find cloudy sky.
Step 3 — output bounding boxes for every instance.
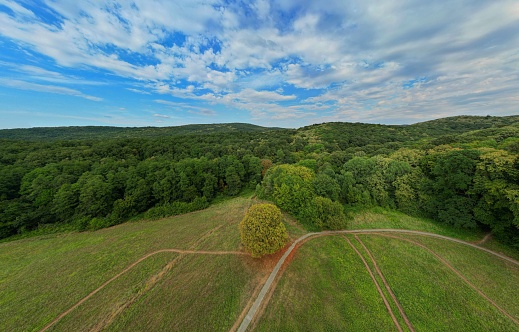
[0,0,518,129]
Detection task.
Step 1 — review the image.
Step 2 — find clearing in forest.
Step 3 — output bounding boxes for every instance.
[1,197,518,331]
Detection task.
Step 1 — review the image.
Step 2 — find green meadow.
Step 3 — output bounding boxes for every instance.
[1,198,518,331]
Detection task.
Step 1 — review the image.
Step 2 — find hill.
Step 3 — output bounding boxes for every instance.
[2,115,518,142]
[412,115,519,134]
[1,196,518,331]
[0,123,283,141]
[297,115,519,152]
[0,114,518,244]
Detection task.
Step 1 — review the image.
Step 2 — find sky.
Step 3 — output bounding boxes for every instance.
[0,0,518,129]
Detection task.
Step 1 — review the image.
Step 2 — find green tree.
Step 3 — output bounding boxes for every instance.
[77,173,113,218]
[422,148,480,228]
[312,173,340,201]
[304,196,346,230]
[239,204,288,258]
[472,149,519,243]
[51,183,79,222]
[259,164,315,215]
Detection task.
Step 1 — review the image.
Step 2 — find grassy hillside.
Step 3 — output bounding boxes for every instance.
[2,196,518,331]
[255,234,519,331]
[0,197,277,331]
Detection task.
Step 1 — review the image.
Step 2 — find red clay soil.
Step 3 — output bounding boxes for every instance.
[354,235,415,332]
[242,235,318,332]
[376,233,519,326]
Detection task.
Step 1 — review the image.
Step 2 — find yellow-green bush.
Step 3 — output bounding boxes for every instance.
[239,203,288,258]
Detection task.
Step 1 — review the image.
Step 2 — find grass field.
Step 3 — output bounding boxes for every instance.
[254,236,398,331]
[254,234,519,331]
[346,206,519,260]
[1,198,518,331]
[0,197,271,331]
[346,207,484,240]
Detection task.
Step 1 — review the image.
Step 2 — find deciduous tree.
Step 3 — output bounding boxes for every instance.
[239,204,288,258]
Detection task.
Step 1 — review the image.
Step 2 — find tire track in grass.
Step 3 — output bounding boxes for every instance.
[40,221,246,332]
[89,252,184,332]
[376,233,519,326]
[343,236,403,332]
[354,235,415,332]
[237,233,318,332]
[89,222,237,331]
[235,229,519,331]
[40,249,246,332]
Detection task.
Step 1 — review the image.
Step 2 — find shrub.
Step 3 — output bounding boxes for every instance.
[239,203,288,258]
[302,196,347,230]
[143,197,209,220]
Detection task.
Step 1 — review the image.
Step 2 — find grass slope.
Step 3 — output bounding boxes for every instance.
[254,233,519,331]
[359,235,519,331]
[346,207,519,260]
[2,198,518,331]
[255,236,397,331]
[0,197,267,331]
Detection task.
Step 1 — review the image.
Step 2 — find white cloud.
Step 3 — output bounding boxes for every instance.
[153,113,171,118]
[0,0,35,18]
[19,65,66,79]
[224,88,296,103]
[1,0,519,125]
[154,99,178,106]
[154,99,216,116]
[127,88,151,94]
[0,78,102,101]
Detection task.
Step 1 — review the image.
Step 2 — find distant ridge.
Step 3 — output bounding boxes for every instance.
[411,115,519,133]
[1,115,517,141]
[0,123,284,140]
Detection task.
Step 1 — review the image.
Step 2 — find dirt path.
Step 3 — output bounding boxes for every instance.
[39,248,246,332]
[44,217,245,332]
[235,229,519,331]
[344,236,403,332]
[236,232,316,332]
[87,221,242,332]
[354,235,415,332]
[476,233,492,245]
[375,233,519,326]
[40,228,518,332]
[229,273,270,332]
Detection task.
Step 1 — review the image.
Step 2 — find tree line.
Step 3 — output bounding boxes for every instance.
[256,145,518,247]
[0,115,518,246]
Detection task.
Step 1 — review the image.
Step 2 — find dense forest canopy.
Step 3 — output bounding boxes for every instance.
[1,115,518,246]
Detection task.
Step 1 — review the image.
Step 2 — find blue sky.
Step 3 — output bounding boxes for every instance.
[0,0,518,129]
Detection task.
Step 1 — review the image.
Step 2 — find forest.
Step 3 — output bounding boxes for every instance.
[1,115,518,247]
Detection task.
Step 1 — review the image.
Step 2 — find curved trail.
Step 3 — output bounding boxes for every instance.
[236,229,519,332]
[353,235,415,331]
[343,236,403,332]
[40,249,246,332]
[376,233,519,326]
[41,207,245,332]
